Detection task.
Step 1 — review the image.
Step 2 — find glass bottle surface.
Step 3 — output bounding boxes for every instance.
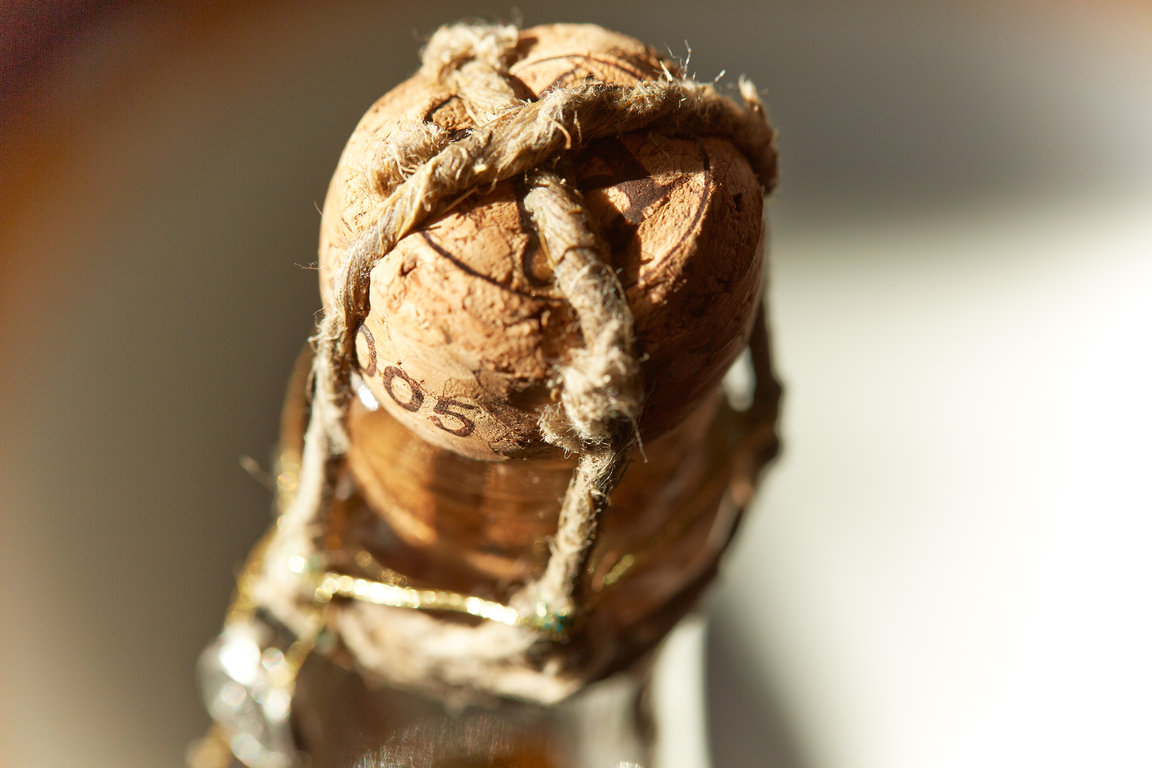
[291,647,658,768]
[193,342,772,768]
[331,376,743,680]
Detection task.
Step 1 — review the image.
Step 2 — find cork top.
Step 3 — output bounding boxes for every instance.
[319,23,775,460]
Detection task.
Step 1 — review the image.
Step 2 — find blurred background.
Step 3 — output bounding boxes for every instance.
[2,1,1150,766]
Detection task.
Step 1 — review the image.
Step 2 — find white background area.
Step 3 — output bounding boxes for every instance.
[717,190,1152,768]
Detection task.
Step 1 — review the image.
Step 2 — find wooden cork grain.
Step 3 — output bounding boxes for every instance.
[319,23,768,461]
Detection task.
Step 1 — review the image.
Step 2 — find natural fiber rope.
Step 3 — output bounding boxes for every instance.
[517,167,638,623]
[250,21,778,700]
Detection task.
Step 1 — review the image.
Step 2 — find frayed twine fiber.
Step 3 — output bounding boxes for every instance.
[255,21,777,702]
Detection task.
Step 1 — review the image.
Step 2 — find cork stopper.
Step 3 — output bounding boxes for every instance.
[191,32,781,762]
[319,23,772,460]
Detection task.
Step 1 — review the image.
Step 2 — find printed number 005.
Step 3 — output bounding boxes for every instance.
[379,365,477,438]
[359,326,479,438]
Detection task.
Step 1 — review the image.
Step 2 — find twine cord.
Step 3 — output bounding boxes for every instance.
[518,167,639,625]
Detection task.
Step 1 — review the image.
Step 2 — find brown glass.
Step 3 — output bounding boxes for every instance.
[272,348,773,767]
[337,385,739,648]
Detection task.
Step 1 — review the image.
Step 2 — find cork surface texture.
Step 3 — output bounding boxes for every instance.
[319,24,764,460]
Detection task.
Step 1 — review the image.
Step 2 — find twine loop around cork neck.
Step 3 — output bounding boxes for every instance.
[257,21,778,702]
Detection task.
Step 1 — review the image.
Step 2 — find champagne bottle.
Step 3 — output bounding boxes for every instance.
[191,20,778,768]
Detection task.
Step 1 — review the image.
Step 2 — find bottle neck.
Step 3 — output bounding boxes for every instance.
[291,645,655,768]
[339,382,730,605]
